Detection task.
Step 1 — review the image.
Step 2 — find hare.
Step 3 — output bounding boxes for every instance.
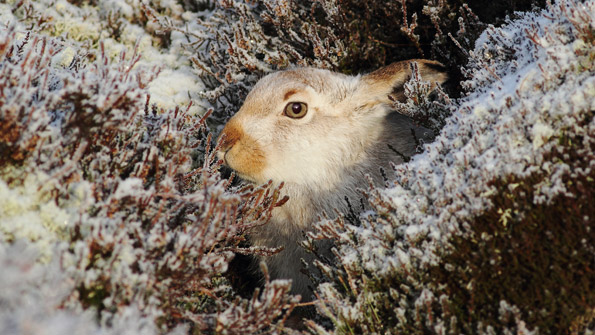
[217,59,447,301]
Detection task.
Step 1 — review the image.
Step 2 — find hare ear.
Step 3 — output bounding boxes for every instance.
[354,59,448,109]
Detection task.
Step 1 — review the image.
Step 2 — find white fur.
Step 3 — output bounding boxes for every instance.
[218,60,447,300]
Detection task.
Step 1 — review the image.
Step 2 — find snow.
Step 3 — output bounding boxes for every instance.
[147,68,205,115]
[113,177,147,199]
[0,241,189,335]
[531,122,555,149]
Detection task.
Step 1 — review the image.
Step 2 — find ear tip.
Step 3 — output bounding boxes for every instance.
[366,59,448,80]
[413,59,449,84]
[419,60,447,73]
[357,59,449,102]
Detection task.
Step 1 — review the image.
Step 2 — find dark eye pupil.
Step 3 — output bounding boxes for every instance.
[284,102,307,119]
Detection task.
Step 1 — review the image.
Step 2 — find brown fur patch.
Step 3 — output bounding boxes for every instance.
[365,59,447,88]
[365,60,409,82]
[283,89,298,101]
[219,120,266,180]
[360,59,447,105]
[220,120,242,151]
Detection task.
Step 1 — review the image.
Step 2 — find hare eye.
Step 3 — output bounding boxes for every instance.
[284,102,308,119]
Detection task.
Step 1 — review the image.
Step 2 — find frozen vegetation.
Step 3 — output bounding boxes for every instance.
[0,0,593,334]
[311,1,595,333]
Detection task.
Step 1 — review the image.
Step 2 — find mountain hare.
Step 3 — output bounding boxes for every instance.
[218,59,447,300]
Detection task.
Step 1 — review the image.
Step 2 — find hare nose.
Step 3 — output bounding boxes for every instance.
[218,122,242,152]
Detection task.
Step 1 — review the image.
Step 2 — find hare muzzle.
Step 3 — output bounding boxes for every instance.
[217,119,267,182]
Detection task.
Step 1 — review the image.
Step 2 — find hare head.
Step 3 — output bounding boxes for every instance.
[218,59,447,302]
[217,59,447,191]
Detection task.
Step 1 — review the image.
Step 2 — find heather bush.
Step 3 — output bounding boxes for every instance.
[309,1,595,334]
[0,3,296,333]
[1,0,593,334]
[167,0,547,127]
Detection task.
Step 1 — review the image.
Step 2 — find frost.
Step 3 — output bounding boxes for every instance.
[531,122,555,149]
[51,46,76,68]
[0,241,189,335]
[0,1,295,332]
[311,1,595,333]
[2,0,594,333]
[147,68,205,115]
[113,178,146,199]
